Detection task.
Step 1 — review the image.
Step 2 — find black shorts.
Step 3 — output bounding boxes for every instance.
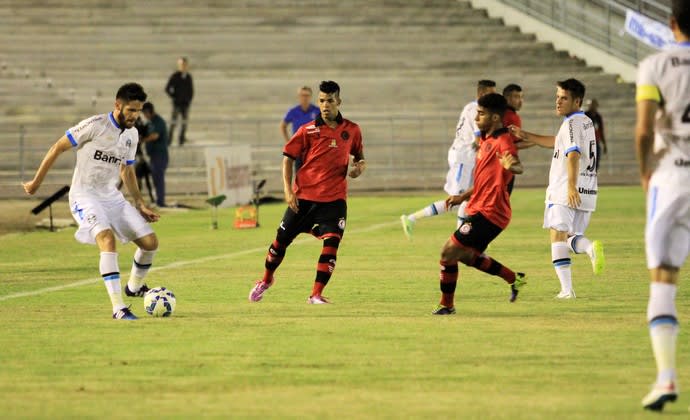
[451,212,503,253]
[276,199,347,244]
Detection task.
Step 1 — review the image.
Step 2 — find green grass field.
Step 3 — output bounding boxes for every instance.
[1,186,688,419]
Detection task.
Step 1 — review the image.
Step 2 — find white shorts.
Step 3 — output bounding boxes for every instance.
[444,155,475,195]
[543,203,591,235]
[645,177,690,269]
[70,195,154,245]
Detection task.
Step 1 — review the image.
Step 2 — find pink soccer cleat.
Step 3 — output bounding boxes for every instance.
[248,279,272,302]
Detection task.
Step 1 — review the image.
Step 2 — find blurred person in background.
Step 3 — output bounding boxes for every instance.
[280,86,320,172]
[585,98,607,171]
[132,116,155,203]
[141,102,169,208]
[165,56,194,146]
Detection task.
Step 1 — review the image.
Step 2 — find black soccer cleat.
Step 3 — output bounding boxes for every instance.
[510,272,527,302]
[432,305,456,315]
[125,284,150,297]
[113,306,138,320]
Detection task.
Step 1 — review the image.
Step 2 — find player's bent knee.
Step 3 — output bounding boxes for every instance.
[135,233,158,251]
[550,229,569,242]
[457,250,475,266]
[95,229,117,251]
[440,240,460,261]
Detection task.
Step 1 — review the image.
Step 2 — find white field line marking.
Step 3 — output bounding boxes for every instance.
[0,220,398,301]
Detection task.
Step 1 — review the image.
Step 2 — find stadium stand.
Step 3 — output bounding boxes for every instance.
[0,0,638,198]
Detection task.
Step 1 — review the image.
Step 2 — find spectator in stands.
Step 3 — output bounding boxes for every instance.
[280,86,320,172]
[165,56,194,146]
[585,99,607,171]
[142,102,169,208]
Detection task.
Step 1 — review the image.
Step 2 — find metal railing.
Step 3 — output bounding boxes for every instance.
[0,114,636,198]
[496,0,671,64]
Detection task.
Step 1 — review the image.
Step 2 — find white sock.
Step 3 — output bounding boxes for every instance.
[552,242,572,293]
[647,282,679,385]
[100,252,125,312]
[408,199,447,223]
[457,200,468,228]
[128,248,157,292]
[567,235,593,256]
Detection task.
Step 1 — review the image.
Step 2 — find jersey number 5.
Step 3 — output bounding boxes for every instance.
[586,140,597,172]
[682,103,690,123]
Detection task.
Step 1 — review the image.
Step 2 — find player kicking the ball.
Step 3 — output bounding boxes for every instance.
[400,80,496,238]
[635,0,690,411]
[23,83,160,320]
[433,93,526,315]
[510,79,605,299]
[249,80,365,304]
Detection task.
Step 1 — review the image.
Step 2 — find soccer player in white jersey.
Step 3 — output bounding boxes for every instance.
[22,83,160,320]
[635,1,690,412]
[510,78,605,299]
[400,80,496,238]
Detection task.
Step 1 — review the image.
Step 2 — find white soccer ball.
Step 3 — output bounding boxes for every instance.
[144,287,176,317]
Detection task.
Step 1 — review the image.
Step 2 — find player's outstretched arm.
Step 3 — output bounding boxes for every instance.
[635,99,658,192]
[446,187,473,208]
[515,140,537,149]
[282,155,298,213]
[508,125,555,148]
[22,135,73,195]
[121,164,160,222]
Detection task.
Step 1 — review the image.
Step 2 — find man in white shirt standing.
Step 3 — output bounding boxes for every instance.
[400,80,496,238]
[23,83,160,320]
[635,0,690,411]
[510,78,605,299]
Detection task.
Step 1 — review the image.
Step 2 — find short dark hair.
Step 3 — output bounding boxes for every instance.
[179,56,189,64]
[503,83,522,96]
[672,0,690,37]
[319,80,340,97]
[116,83,147,103]
[477,93,508,117]
[478,79,496,89]
[557,78,586,103]
[142,102,154,113]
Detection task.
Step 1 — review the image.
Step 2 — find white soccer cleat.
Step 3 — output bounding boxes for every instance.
[555,290,576,299]
[307,295,331,305]
[642,382,678,411]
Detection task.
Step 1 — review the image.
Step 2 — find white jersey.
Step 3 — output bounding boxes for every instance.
[546,111,598,211]
[637,43,690,183]
[448,100,480,165]
[66,112,138,201]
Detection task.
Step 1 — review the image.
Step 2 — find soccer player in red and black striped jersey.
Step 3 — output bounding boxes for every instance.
[248,81,365,304]
[433,93,527,315]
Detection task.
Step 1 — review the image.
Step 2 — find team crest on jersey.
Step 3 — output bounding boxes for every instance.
[459,222,472,235]
[329,139,338,148]
[125,138,132,148]
[340,131,349,140]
